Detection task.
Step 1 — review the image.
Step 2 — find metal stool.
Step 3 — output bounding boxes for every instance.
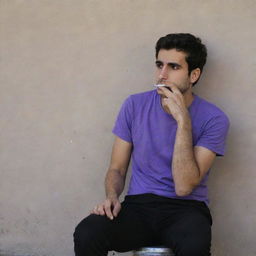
[133,246,174,256]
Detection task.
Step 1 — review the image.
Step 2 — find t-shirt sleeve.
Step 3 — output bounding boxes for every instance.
[196,114,230,156]
[112,96,133,143]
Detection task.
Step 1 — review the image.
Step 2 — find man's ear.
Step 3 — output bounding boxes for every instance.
[190,68,201,84]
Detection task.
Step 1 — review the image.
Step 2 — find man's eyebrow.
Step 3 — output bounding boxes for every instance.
[155,60,182,67]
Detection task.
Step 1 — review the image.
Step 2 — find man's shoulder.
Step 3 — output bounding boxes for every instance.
[195,95,229,120]
[124,89,156,108]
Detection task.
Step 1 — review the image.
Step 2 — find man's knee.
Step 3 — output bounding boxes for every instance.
[172,233,211,256]
[73,218,90,245]
[73,214,110,256]
[74,214,107,240]
[163,220,211,256]
[74,216,93,252]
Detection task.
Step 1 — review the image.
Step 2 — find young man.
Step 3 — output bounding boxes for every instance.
[74,33,230,256]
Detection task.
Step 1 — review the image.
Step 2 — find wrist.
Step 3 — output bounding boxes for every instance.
[106,192,119,200]
[177,114,191,129]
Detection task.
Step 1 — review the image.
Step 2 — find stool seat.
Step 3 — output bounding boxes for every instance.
[133,246,174,256]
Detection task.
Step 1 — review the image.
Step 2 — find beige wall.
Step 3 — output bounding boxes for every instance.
[0,0,255,255]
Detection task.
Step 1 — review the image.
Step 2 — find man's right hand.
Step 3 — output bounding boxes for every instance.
[90,196,121,220]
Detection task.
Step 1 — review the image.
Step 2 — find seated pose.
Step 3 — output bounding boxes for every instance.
[73,33,230,256]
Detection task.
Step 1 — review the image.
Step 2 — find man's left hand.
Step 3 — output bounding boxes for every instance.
[158,85,190,124]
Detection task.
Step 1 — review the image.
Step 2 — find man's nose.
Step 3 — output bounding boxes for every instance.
[159,65,168,80]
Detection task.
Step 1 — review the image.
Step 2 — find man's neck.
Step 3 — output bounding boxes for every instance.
[183,90,194,108]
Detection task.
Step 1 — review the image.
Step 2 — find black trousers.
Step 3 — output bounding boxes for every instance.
[73,193,212,256]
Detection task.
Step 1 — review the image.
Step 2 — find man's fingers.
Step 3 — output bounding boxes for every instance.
[91,205,105,215]
[92,206,100,215]
[91,199,120,220]
[169,83,180,93]
[98,205,105,215]
[104,200,114,220]
[169,84,184,99]
[112,201,121,217]
[158,86,173,98]
[160,86,185,107]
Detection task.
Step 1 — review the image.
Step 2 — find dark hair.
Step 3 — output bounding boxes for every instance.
[155,33,207,86]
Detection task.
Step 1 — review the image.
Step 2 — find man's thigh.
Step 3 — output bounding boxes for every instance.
[159,202,212,256]
[74,200,155,253]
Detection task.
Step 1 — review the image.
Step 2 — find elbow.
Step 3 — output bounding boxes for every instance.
[175,187,192,197]
[175,182,198,197]
[174,175,201,196]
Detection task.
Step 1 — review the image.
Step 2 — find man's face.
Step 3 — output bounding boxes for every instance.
[155,49,193,95]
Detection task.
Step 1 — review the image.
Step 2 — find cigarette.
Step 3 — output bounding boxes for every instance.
[154,84,173,92]
[153,84,166,88]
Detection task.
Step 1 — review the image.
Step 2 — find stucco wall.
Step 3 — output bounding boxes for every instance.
[0,0,255,255]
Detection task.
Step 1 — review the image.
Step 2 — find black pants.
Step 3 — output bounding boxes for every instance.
[73,193,212,256]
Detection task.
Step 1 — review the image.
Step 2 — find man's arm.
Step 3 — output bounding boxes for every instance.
[105,135,132,198]
[172,120,216,196]
[158,85,216,196]
[91,136,132,219]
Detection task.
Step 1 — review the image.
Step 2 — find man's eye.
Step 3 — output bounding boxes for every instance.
[156,63,163,69]
[170,64,179,70]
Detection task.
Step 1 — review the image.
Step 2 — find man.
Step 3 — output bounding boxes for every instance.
[73,33,230,256]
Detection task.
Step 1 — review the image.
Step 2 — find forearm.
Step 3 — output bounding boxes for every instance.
[105,169,126,199]
[172,117,200,196]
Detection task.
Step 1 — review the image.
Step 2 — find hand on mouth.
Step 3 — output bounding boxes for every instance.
[154,83,174,96]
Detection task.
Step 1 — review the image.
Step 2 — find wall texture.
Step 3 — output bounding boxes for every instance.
[0,0,255,255]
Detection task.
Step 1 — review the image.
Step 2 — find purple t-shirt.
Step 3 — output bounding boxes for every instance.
[112,89,230,204]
